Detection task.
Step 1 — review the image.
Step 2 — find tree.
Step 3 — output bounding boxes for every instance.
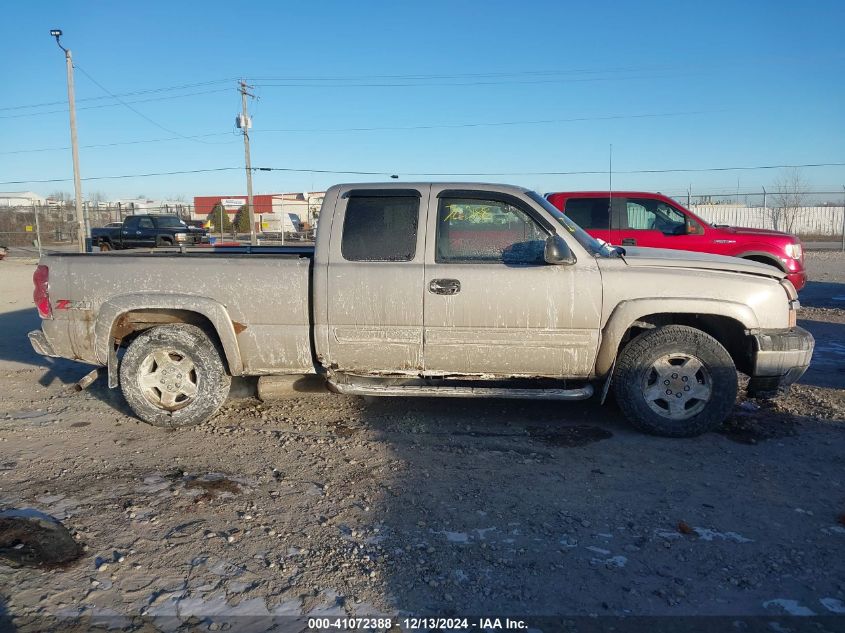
[206,203,232,232]
[48,191,72,205]
[233,205,252,233]
[768,168,808,233]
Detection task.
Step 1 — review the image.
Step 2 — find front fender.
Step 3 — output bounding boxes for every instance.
[94,293,244,375]
[594,298,759,376]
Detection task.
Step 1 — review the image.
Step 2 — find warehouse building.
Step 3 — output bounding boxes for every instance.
[0,191,47,207]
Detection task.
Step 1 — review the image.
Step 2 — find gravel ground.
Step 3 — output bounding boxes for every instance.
[0,253,844,630]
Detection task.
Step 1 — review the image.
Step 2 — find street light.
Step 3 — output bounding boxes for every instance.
[50,28,88,252]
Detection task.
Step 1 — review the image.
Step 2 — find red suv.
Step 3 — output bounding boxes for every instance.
[546,191,806,290]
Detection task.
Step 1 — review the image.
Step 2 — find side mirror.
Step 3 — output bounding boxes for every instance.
[544,234,576,265]
[687,220,704,235]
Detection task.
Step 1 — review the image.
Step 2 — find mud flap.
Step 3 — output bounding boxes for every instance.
[600,359,616,405]
[108,342,119,388]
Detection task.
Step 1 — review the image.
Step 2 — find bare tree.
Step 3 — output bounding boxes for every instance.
[48,191,72,204]
[768,168,807,233]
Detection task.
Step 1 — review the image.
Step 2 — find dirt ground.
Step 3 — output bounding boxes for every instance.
[1,253,844,630]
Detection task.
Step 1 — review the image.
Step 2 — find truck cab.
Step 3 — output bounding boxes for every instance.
[546,192,807,290]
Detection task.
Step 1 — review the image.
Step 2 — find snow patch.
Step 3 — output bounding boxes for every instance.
[763,599,816,616]
[693,527,753,543]
[820,598,845,614]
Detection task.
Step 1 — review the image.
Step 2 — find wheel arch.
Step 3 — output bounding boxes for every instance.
[595,299,758,377]
[95,294,244,375]
[737,251,787,272]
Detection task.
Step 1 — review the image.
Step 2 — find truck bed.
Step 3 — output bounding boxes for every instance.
[39,247,316,375]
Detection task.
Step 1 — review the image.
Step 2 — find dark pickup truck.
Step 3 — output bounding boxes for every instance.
[91,215,206,251]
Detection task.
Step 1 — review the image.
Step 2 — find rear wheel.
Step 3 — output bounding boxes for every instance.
[119,324,230,428]
[612,325,737,437]
[98,241,112,252]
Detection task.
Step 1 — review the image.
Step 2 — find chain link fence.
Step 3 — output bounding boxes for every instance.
[0,204,195,251]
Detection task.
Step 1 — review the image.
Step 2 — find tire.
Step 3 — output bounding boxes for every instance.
[612,325,737,438]
[119,324,231,428]
[156,237,173,247]
[99,241,112,252]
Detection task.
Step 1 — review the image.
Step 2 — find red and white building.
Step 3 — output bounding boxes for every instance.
[192,192,324,227]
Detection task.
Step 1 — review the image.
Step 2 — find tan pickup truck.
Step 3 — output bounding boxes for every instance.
[29,183,813,437]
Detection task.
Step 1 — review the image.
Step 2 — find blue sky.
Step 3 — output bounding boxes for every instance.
[0,0,843,201]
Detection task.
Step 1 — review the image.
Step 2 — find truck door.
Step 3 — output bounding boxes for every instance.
[138,217,157,247]
[121,216,140,247]
[325,187,429,373]
[422,188,602,377]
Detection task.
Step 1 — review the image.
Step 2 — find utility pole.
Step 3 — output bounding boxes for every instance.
[238,80,257,245]
[841,185,845,252]
[51,30,88,252]
[33,204,43,258]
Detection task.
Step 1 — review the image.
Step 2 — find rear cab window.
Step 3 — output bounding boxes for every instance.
[563,198,610,230]
[341,191,420,262]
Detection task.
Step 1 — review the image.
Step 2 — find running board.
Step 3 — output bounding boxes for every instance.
[329,381,594,401]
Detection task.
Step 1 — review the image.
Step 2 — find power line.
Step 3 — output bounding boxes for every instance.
[0,78,238,112]
[67,63,231,145]
[3,161,842,187]
[249,66,670,81]
[251,73,685,89]
[0,88,232,120]
[0,110,711,155]
[0,133,235,156]
[257,110,715,134]
[0,167,242,185]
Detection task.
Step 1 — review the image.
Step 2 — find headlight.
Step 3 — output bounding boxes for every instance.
[784,243,802,260]
[174,233,187,241]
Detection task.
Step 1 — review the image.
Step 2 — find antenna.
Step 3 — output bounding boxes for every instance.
[608,143,613,231]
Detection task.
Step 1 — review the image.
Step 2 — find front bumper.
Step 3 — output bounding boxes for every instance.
[28,329,58,358]
[747,326,814,397]
[786,269,807,291]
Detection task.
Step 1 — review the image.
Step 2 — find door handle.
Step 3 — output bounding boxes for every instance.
[429,279,461,295]
[621,238,636,246]
[136,231,142,235]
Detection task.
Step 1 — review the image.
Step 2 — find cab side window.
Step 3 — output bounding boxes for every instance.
[623,198,686,234]
[139,218,155,230]
[124,217,139,230]
[436,197,547,265]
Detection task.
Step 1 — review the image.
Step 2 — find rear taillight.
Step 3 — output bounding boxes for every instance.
[33,264,51,319]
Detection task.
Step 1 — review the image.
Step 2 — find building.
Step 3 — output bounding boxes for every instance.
[0,191,47,207]
[106,198,190,214]
[192,192,324,227]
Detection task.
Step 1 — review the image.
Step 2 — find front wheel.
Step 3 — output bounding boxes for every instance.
[119,324,231,428]
[612,325,737,437]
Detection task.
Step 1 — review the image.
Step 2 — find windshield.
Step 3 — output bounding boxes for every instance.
[525,191,613,256]
[155,216,187,228]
